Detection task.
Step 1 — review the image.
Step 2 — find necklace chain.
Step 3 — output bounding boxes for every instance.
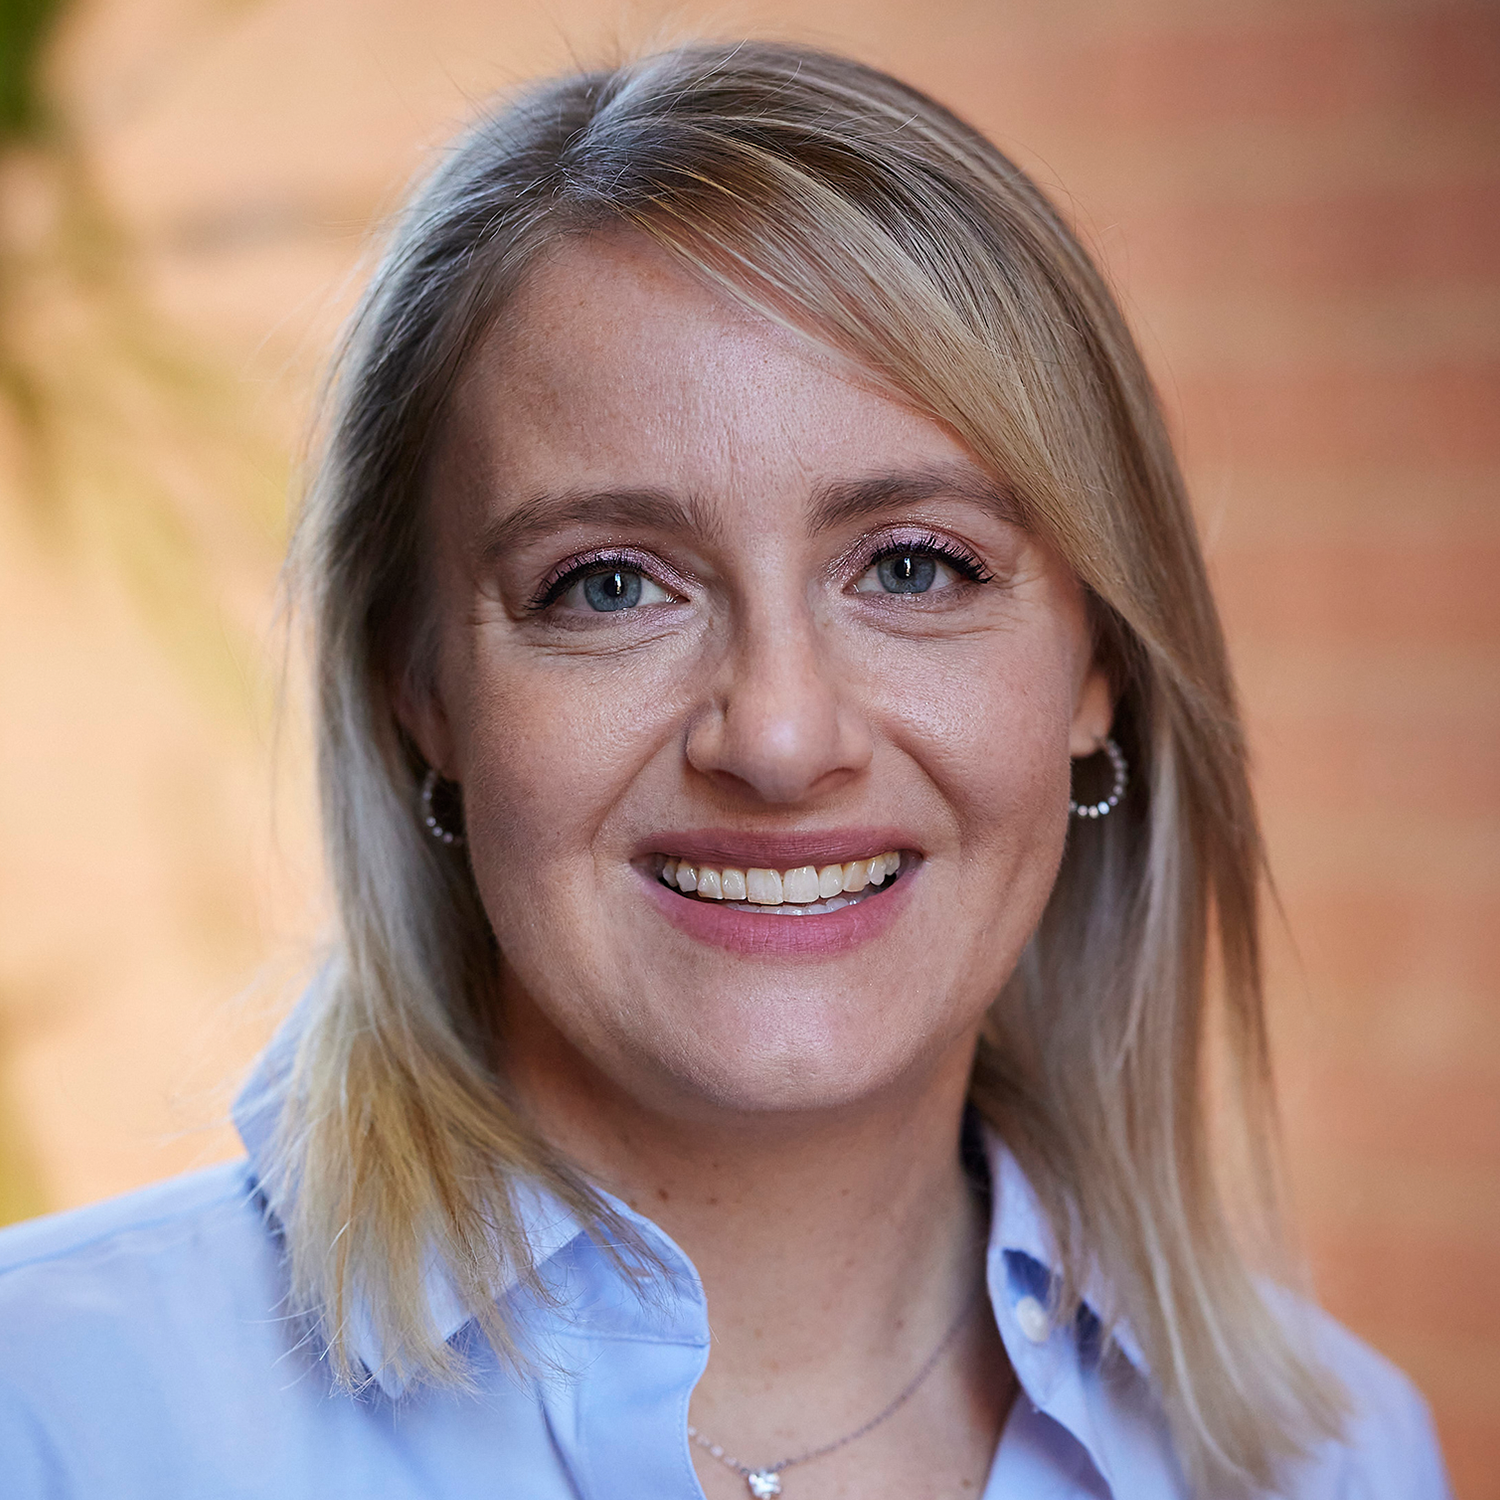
[686,1292,974,1497]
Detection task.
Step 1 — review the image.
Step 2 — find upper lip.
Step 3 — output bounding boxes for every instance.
[636,827,922,868]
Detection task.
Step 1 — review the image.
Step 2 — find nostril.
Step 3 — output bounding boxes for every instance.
[682,650,874,804]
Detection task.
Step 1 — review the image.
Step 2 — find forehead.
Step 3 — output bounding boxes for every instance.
[436,232,975,511]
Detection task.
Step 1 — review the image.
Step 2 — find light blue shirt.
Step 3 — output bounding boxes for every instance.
[0,1017,1452,1498]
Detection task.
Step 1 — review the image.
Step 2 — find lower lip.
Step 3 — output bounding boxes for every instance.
[642,864,916,958]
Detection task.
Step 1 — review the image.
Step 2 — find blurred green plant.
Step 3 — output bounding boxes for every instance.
[0,0,59,137]
[1,0,285,679]
[0,0,288,1224]
[0,0,66,1231]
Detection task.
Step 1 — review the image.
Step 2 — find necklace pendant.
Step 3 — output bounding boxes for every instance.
[746,1472,782,1498]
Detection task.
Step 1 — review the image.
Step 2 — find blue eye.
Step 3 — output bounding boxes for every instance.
[876,553,938,593]
[535,561,677,613]
[582,568,643,611]
[853,535,992,598]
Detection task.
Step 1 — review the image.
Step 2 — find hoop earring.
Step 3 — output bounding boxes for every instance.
[1069,736,1128,820]
[420,767,465,846]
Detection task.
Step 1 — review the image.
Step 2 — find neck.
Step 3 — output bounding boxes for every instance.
[504,1002,993,1439]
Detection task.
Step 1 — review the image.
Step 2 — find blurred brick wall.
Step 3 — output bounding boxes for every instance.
[2,0,1495,1490]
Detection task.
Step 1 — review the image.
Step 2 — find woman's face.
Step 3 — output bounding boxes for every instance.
[413,233,1110,1123]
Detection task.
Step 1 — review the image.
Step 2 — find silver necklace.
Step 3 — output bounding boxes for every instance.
[686,1295,972,1497]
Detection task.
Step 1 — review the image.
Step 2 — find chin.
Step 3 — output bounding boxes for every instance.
[633,989,949,1120]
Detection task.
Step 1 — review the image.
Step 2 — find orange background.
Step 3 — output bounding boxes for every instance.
[0,0,1495,1491]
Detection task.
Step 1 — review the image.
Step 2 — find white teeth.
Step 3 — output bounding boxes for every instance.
[728,893,853,916]
[660,850,905,908]
[746,868,783,904]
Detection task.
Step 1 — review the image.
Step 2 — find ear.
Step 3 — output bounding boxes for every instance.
[393,660,458,781]
[1068,663,1114,758]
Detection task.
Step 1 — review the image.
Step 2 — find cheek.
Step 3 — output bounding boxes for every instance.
[448,633,685,877]
[868,630,1080,847]
[887,640,1077,1002]
[456,668,656,1002]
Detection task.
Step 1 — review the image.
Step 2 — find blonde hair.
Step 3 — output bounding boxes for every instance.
[280,40,1342,1493]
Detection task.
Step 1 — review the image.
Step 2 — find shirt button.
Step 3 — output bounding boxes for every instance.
[1015,1295,1050,1344]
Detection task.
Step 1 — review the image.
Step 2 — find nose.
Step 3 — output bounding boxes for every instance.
[685,602,874,804]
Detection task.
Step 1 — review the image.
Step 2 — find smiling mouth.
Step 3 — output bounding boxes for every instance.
[656,851,908,915]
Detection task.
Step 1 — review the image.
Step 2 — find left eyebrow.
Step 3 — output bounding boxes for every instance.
[807,463,1024,534]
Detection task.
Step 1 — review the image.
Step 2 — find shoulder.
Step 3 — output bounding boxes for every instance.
[0,1158,262,1273]
[0,1162,328,1496]
[0,1158,278,1316]
[0,1160,294,1403]
[1285,1297,1453,1499]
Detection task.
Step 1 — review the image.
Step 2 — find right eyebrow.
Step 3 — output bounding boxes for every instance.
[473,487,721,564]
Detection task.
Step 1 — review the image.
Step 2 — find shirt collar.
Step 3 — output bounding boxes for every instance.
[235,996,1146,1400]
[234,996,685,1395]
[982,1128,1147,1377]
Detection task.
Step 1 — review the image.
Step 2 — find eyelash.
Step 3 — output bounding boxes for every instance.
[526,531,994,612]
[863,532,994,587]
[526,551,663,612]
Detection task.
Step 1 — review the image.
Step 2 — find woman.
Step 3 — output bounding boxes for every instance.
[0,41,1449,1499]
